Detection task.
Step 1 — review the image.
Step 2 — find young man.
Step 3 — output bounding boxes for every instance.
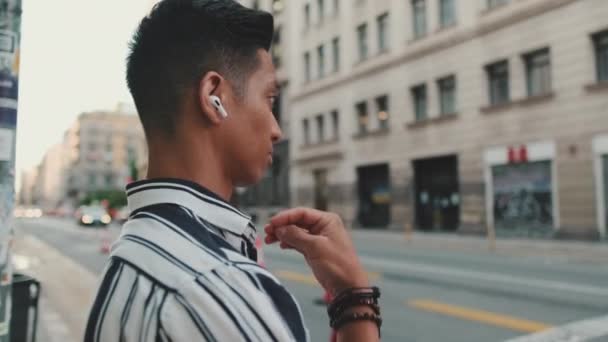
[85,1,380,341]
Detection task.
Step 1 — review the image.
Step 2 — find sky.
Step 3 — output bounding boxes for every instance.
[15,0,157,182]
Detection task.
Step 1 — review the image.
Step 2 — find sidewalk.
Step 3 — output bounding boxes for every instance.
[13,234,99,342]
[351,229,608,264]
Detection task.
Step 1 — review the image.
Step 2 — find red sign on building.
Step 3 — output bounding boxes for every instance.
[508,145,528,163]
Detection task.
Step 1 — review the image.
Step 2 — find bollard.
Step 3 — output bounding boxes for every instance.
[10,273,40,342]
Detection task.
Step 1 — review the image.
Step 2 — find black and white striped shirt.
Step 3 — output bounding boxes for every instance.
[84,179,309,342]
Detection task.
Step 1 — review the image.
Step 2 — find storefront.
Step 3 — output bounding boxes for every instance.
[313,168,328,211]
[356,163,391,228]
[484,141,558,235]
[413,155,460,231]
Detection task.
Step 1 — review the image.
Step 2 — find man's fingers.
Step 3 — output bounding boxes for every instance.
[264,224,278,244]
[274,225,318,253]
[279,242,294,250]
[269,208,324,230]
[265,234,278,244]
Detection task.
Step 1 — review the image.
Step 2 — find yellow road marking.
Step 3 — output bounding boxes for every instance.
[275,271,319,286]
[407,299,552,333]
[275,270,381,287]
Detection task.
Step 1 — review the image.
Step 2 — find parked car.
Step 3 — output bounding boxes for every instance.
[76,205,111,227]
[14,207,42,219]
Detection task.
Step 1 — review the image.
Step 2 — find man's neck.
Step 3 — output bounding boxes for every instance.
[146,142,234,202]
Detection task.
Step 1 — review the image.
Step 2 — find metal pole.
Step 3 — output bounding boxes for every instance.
[487,222,497,252]
[0,1,22,341]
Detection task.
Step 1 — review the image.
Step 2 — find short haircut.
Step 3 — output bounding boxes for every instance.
[126,0,274,136]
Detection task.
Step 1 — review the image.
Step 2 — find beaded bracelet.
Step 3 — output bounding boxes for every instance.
[331,311,383,333]
[327,286,382,336]
[329,296,380,320]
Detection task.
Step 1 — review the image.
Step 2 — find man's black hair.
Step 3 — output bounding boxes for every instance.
[126,0,274,136]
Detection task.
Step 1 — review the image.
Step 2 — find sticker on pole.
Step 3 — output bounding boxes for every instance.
[0,128,12,161]
[0,30,19,127]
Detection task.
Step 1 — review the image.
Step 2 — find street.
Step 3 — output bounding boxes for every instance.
[13,217,608,342]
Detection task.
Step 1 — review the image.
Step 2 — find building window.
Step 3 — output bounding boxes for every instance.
[105,173,113,187]
[127,146,136,160]
[272,26,282,68]
[487,0,508,9]
[316,114,325,143]
[89,173,97,186]
[375,95,389,130]
[486,60,510,105]
[304,3,311,29]
[593,30,608,82]
[272,87,282,125]
[439,0,456,27]
[332,37,340,72]
[524,48,551,97]
[357,23,368,61]
[303,119,310,145]
[318,0,325,23]
[377,13,389,53]
[331,110,339,140]
[333,0,339,15]
[438,75,456,115]
[304,52,311,82]
[272,0,284,14]
[317,44,325,78]
[356,101,369,134]
[411,84,427,121]
[412,0,427,39]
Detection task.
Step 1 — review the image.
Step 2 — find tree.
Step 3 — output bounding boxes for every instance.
[80,189,127,209]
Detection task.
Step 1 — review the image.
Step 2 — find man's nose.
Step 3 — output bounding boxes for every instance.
[271,116,283,143]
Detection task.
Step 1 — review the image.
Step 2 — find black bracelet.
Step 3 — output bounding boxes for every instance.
[332,287,380,305]
[328,287,381,320]
[331,311,383,333]
[330,297,380,320]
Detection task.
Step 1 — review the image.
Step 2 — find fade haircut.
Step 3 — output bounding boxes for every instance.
[126,0,274,136]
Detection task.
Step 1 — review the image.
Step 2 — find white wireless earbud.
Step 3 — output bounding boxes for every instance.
[209,95,228,119]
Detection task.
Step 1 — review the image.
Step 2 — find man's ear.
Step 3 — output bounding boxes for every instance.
[198,71,226,125]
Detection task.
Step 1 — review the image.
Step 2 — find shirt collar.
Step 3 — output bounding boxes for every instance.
[126,178,254,237]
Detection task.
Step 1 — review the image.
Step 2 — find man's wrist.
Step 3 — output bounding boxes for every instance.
[328,286,381,324]
[333,273,370,296]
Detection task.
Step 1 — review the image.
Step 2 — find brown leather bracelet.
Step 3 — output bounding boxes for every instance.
[328,286,380,319]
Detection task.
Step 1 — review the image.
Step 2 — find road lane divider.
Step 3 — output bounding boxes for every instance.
[407,299,552,333]
[360,256,608,298]
[275,271,320,286]
[504,314,608,342]
[274,270,381,287]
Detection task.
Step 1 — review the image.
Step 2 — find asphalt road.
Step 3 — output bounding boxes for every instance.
[15,217,608,342]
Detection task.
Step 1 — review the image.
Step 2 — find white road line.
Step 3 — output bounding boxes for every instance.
[504,315,608,342]
[360,256,608,297]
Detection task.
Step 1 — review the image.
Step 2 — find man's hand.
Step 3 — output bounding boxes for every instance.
[264,208,369,296]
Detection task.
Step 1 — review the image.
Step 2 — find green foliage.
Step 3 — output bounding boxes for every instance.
[80,189,127,209]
